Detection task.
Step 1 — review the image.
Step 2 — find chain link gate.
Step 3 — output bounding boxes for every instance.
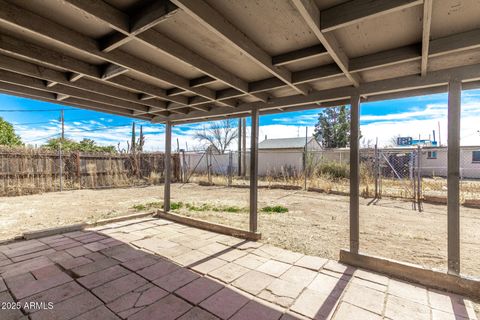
[372,147,423,211]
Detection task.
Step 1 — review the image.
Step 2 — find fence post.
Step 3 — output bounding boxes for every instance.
[228,151,233,187]
[75,152,81,189]
[59,143,63,192]
[417,145,423,212]
[180,150,185,183]
[206,149,212,184]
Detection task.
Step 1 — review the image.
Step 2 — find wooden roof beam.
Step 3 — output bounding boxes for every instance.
[171,0,311,96]
[320,0,423,32]
[130,0,179,34]
[0,0,220,104]
[154,63,480,123]
[0,33,186,106]
[0,52,167,110]
[272,44,328,66]
[0,69,152,114]
[66,0,268,102]
[95,0,178,52]
[0,82,152,120]
[421,0,433,76]
[56,93,70,101]
[292,0,360,87]
[101,64,129,80]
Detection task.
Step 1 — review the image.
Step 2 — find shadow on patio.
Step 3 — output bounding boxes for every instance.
[0,217,477,320]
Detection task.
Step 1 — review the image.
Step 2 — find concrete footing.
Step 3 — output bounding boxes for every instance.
[155,210,261,241]
[340,249,480,300]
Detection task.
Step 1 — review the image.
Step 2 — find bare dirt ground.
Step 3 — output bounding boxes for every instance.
[0,183,479,278]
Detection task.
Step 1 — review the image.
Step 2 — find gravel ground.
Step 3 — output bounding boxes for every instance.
[0,183,479,279]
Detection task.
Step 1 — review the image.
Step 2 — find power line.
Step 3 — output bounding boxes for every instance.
[13,121,57,126]
[0,109,80,112]
[27,133,60,142]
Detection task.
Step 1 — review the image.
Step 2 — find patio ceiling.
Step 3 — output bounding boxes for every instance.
[0,0,479,124]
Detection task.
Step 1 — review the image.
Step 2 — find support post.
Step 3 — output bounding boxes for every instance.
[250,109,259,233]
[164,121,172,212]
[238,118,242,176]
[242,117,247,177]
[350,94,360,253]
[447,79,461,275]
[374,141,378,198]
[304,126,308,190]
[59,143,63,192]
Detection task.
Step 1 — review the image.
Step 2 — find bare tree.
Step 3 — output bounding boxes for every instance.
[194,119,238,154]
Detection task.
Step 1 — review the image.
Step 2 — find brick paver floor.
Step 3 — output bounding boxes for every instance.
[0,217,477,320]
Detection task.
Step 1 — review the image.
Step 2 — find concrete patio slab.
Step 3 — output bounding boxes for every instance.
[0,217,477,320]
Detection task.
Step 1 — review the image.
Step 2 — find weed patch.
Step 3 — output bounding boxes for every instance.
[261,205,288,213]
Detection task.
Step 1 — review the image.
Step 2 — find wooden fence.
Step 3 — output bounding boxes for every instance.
[0,147,180,196]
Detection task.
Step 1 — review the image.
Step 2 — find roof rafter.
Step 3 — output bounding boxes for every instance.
[65,0,269,103]
[0,33,187,107]
[68,0,268,101]
[0,69,155,114]
[155,62,480,123]
[171,0,311,96]
[0,0,236,107]
[272,45,328,66]
[0,82,153,120]
[0,54,167,110]
[292,0,361,87]
[421,0,433,76]
[320,0,423,32]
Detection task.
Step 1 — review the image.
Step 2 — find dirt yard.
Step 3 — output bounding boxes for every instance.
[0,183,479,277]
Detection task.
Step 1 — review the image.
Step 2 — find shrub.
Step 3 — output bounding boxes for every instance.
[317,162,349,180]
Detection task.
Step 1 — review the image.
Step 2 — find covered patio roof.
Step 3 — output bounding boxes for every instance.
[0,0,479,124]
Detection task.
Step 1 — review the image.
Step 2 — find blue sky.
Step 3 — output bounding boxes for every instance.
[1,89,479,151]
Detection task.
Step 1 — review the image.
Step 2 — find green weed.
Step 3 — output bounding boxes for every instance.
[261,205,288,213]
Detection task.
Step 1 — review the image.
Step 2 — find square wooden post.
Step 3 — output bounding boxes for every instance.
[447,79,461,275]
[250,109,259,233]
[350,94,360,253]
[164,121,172,212]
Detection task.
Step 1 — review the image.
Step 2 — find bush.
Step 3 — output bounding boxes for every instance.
[317,162,349,180]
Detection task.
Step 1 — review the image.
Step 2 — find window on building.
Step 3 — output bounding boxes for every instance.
[473,151,480,163]
[427,151,437,159]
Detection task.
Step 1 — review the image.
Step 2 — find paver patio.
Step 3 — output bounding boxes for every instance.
[0,217,477,320]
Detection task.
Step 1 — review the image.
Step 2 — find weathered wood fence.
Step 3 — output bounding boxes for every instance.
[0,147,180,196]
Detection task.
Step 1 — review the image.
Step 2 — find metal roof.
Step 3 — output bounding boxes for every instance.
[259,137,316,149]
[0,0,479,124]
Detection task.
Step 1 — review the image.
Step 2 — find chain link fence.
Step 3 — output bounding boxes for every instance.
[178,145,480,210]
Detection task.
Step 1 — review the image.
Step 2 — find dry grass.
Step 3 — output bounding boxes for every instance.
[187,169,480,203]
